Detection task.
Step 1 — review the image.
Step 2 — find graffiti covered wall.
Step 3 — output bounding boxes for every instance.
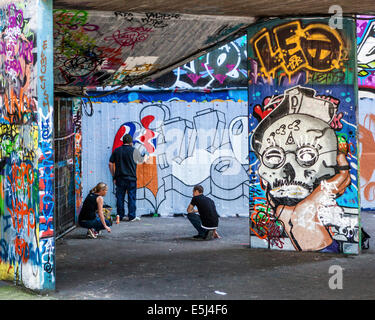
[73,98,83,217]
[79,90,249,217]
[0,1,55,290]
[97,35,248,92]
[141,35,247,90]
[358,15,375,210]
[248,17,360,254]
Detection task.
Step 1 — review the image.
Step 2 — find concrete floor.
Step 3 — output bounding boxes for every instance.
[49,211,375,300]
[1,212,374,300]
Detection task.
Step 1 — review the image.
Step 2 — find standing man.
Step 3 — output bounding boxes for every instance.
[186,185,220,240]
[109,134,148,222]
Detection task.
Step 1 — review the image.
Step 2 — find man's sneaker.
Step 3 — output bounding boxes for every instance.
[204,230,215,240]
[129,217,141,222]
[87,228,97,239]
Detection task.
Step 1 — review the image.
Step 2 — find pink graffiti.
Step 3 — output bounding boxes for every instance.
[316,95,340,106]
[226,64,235,72]
[4,58,22,75]
[18,39,34,63]
[330,112,344,130]
[187,73,202,84]
[8,4,23,30]
[214,74,227,84]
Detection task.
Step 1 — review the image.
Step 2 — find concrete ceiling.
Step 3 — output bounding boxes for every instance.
[54,10,254,92]
[54,0,375,17]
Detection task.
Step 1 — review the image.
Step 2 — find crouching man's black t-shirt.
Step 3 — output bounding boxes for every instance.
[190,194,219,229]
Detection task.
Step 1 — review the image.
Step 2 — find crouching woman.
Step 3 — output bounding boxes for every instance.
[78,182,112,239]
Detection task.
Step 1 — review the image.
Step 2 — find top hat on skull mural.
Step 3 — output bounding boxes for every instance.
[251,86,340,207]
[251,86,338,155]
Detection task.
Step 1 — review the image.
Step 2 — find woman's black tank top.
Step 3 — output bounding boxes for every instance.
[79,192,99,221]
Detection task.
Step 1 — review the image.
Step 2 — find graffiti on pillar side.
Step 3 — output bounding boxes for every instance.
[358,89,375,209]
[357,16,375,210]
[0,3,37,124]
[357,17,375,83]
[0,2,44,286]
[73,99,83,215]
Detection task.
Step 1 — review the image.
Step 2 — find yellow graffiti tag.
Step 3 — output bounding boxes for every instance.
[252,20,345,82]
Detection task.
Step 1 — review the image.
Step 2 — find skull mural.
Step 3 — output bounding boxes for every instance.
[250,86,351,252]
[256,113,338,207]
[252,86,339,207]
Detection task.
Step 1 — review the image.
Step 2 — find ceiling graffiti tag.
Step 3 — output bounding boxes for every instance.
[105,26,154,50]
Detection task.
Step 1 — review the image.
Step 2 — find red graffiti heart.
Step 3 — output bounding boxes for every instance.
[254,105,274,120]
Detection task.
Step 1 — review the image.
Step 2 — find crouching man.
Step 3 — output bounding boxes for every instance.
[186,185,220,240]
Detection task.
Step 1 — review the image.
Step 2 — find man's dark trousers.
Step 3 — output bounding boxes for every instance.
[115,177,137,220]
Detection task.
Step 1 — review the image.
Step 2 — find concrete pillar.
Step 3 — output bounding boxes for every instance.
[248,17,360,254]
[0,0,55,291]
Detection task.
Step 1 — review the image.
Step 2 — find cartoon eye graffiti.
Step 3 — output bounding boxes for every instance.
[296,146,319,167]
[262,146,285,169]
[217,53,227,66]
